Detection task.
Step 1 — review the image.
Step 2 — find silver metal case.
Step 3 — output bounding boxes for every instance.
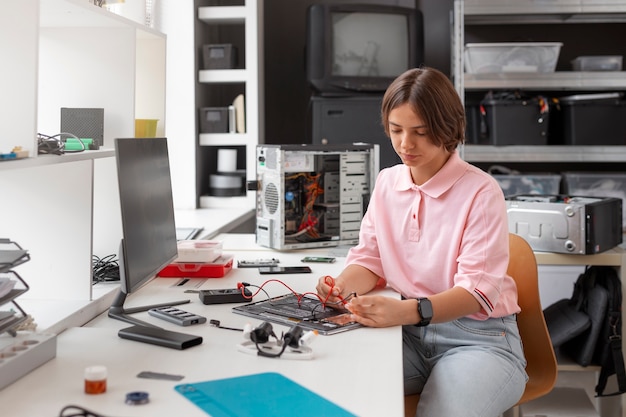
[506,195,622,254]
[254,144,379,250]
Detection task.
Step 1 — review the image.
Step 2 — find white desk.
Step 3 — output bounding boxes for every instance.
[0,235,403,417]
[175,207,255,239]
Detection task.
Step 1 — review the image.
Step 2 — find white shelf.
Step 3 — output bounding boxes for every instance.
[199,195,254,210]
[0,149,115,172]
[199,133,252,147]
[465,72,626,91]
[462,145,626,163]
[464,0,626,21]
[198,69,249,84]
[195,2,263,208]
[0,1,166,335]
[198,5,247,24]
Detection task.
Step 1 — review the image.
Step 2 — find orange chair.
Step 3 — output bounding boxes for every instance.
[404,233,557,417]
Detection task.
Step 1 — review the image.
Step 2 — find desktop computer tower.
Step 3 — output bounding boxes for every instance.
[254,144,379,250]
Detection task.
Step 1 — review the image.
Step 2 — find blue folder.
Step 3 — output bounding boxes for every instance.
[175,372,356,417]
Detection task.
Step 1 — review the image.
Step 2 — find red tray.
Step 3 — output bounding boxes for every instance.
[158,254,233,278]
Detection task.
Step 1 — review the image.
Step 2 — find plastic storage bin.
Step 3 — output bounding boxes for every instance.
[564,172,626,234]
[158,254,234,278]
[571,55,623,71]
[555,93,626,145]
[492,174,561,197]
[464,42,562,74]
[468,98,549,145]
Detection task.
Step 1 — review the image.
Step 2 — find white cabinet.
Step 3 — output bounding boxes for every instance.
[195,1,264,209]
[0,0,166,333]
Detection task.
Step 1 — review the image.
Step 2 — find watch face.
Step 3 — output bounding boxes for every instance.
[418,298,433,325]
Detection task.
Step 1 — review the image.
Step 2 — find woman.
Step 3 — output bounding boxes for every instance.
[316,67,527,417]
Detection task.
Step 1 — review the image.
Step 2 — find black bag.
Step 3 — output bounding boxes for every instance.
[544,265,626,397]
[543,298,590,347]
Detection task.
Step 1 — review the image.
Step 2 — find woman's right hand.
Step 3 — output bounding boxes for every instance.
[316,275,345,306]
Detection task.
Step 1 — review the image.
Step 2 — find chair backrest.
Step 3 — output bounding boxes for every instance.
[507,233,558,404]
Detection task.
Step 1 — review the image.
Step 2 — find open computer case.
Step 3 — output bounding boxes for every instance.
[253,144,379,250]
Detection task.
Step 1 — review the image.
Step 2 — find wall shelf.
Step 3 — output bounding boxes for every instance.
[194,1,263,209]
[465,71,626,90]
[462,145,626,163]
[0,0,166,333]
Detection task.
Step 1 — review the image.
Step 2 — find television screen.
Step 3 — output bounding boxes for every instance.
[331,12,409,79]
[307,4,424,96]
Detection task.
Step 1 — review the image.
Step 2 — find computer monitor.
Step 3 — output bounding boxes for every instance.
[108,137,189,327]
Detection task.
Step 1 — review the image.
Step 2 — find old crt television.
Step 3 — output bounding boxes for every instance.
[254,144,379,250]
[306,3,424,96]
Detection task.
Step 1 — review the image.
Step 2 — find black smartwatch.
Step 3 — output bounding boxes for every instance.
[416,298,433,327]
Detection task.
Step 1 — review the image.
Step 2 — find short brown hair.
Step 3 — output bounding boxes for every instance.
[381,67,465,152]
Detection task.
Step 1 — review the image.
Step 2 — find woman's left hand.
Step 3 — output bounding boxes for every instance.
[345,295,411,328]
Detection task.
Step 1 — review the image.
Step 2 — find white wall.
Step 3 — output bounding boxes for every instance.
[155,0,197,209]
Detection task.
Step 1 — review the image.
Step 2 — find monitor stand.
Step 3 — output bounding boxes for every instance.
[108,289,201,349]
[108,288,190,328]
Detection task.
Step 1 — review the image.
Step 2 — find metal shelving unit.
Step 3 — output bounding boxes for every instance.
[454,0,626,164]
[453,2,626,415]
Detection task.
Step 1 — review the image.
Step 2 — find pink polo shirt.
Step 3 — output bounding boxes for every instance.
[346,152,520,320]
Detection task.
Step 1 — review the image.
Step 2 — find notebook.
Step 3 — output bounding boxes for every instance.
[175,372,356,417]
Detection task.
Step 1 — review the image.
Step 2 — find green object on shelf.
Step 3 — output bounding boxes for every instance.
[64,138,93,150]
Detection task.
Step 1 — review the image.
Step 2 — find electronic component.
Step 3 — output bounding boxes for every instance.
[237,258,280,268]
[117,325,203,350]
[301,256,336,263]
[233,293,361,335]
[199,288,252,304]
[258,266,312,274]
[506,194,622,254]
[238,322,317,359]
[137,371,185,381]
[148,306,207,326]
[254,144,378,250]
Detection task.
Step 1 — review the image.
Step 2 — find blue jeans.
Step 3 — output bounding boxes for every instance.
[403,315,528,417]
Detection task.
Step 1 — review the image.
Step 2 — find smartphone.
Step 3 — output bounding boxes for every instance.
[258,266,312,275]
[301,256,336,263]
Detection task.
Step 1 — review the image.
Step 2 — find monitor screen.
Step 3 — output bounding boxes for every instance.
[109,137,189,326]
[116,137,177,293]
[331,12,409,79]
